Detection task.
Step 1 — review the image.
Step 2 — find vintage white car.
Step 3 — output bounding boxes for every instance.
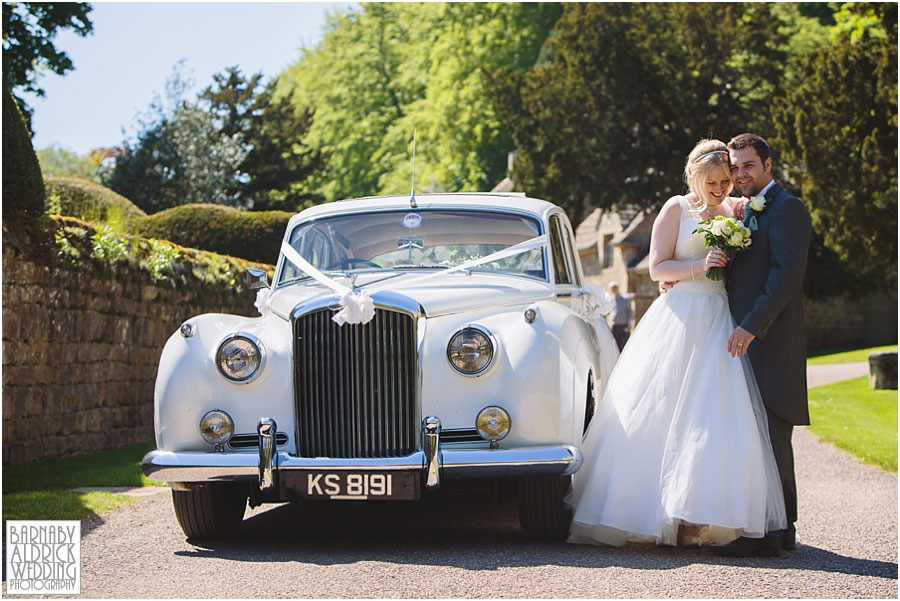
[142,193,618,540]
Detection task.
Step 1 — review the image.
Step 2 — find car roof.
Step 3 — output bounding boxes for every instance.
[286,193,561,231]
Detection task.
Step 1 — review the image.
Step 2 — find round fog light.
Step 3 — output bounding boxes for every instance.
[476,405,511,445]
[200,409,234,447]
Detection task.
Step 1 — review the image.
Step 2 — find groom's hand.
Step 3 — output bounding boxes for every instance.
[728,326,756,357]
[659,281,677,294]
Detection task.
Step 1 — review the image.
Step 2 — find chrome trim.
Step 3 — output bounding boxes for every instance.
[215,331,267,384]
[446,324,498,377]
[228,432,288,449]
[292,291,423,459]
[423,416,441,490]
[245,268,270,290]
[141,445,581,483]
[258,418,277,492]
[289,289,424,322]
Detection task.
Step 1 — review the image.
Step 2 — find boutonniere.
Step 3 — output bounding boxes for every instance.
[746,195,767,231]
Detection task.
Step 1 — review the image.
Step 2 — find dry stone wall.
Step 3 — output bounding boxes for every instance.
[2,224,263,465]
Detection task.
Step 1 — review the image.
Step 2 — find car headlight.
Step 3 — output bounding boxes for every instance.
[476,406,511,446]
[216,333,265,383]
[199,409,234,448]
[447,325,495,375]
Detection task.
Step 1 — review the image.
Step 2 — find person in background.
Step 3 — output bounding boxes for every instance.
[608,282,632,351]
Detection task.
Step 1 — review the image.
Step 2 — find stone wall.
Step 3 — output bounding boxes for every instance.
[2,223,263,466]
[804,293,898,351]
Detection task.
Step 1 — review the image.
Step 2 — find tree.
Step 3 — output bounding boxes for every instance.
[103,63,247,213]
[772,4,897,293]
[200,66,326,210]
[2,81,44,216]
[2,2,93,125]
[485,3,792,224]
[279,3,561,202]
[36,145,101,182]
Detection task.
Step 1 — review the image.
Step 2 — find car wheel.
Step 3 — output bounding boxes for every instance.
[516,475,572,541]
[171,482,248,539]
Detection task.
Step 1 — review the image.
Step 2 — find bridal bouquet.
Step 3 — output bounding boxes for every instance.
[692,216,752,281]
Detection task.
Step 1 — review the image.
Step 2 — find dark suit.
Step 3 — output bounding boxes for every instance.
[727,181,812,526]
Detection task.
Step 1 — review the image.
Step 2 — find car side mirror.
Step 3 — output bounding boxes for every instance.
[245,268,270,290]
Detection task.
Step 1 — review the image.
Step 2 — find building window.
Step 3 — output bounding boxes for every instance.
[602,234,614,268]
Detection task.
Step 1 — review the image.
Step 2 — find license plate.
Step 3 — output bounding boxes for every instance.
[291,470,419,501]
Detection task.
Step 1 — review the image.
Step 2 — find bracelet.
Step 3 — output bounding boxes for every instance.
[691,260,696,281]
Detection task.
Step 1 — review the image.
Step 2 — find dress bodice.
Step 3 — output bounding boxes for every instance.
[672,197,725,293]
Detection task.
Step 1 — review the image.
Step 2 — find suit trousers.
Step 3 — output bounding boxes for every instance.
[766,406,798,526]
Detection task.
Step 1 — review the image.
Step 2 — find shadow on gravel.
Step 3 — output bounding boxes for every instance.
[172,486,898,582]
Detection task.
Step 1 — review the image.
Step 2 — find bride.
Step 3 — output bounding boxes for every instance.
[567,139,787,548]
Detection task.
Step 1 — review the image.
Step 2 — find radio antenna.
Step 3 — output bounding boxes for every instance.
[409,129,417,209]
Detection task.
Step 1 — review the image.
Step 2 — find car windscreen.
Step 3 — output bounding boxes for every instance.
[277,209,546,284]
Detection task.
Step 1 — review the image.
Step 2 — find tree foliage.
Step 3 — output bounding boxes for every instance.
[2,81,44,216]
[772,3,898,293]
[485,3,793,224]
[200,66,325,210]
[279,2,562,202]
[2,2,93,124]
[37,145,101,182]
[103,64,248,213]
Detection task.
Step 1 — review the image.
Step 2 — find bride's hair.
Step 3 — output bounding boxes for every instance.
[684,139,731,212]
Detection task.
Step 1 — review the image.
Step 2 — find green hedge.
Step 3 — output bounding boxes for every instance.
[133,204,292,265]
[2,83,44,216]
[44,176,146,225]
[42,178,291,264]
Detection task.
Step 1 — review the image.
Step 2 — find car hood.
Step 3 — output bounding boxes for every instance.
[266,272,555,320]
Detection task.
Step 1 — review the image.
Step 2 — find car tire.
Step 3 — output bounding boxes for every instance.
[517,475,572,541]
[171,482,248,539]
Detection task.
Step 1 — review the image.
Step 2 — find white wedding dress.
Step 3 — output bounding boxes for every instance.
[567,196,787,547]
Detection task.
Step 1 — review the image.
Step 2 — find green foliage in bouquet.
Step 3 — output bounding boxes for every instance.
[692,216,752,281]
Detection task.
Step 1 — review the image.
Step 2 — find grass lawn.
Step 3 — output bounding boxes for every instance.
[807,344,897,365]
[808,377,897,472]
[2,441,162,524]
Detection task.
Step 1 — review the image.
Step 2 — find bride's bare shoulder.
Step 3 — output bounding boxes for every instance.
[656,195,687,219]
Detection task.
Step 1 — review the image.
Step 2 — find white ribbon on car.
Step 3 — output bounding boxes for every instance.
[275,234,548,326]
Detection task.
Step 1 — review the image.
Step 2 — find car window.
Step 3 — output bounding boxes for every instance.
[278,209,547,284]
[549,214,574,285]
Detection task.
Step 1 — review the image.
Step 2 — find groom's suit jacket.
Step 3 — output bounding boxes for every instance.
[727,182,812,426]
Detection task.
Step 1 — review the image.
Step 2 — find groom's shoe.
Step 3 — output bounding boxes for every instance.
[780,524,797,550]
[710,534,781,558]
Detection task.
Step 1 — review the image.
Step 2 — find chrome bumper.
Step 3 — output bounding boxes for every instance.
[142,417,582,489]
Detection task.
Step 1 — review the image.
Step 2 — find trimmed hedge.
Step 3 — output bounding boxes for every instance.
[3,82,45,216]
[133,204,292,265]
[44,176,147,225]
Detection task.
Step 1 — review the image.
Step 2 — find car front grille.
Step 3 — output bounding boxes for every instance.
[293,307,418,458]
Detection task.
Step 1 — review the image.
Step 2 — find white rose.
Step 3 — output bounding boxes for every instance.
[729,232,744,247]
[711,220,727,236]
[749,195,767,212]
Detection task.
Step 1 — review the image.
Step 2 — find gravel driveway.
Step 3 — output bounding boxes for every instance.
[5,365,897,598]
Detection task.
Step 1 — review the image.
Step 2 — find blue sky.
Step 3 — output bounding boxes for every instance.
[23,2,354,155]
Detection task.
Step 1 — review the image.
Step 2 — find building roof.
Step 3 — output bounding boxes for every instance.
[575,208,602,251]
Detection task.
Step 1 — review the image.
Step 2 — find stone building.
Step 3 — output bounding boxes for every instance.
[575,206,659,323]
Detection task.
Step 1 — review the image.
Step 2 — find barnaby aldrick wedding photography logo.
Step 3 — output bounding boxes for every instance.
[5,521,81,595]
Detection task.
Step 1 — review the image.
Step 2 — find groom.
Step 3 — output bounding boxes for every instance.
[715,133,812,557]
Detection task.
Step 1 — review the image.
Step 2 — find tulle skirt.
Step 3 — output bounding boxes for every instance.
[567,281,786,547]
